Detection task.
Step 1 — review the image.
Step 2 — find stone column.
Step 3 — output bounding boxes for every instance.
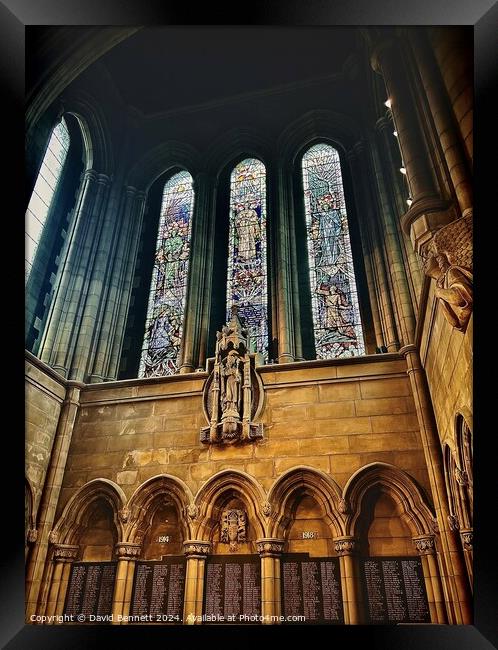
[256,538,285,624]
[89,186,146,382]
[409,30,473,220]
[25,382,82,619]
[183,540,211,624]
[111,543,142,624]
[413,534,447,623]
[400,345,472,623]
[371,34,452,255]
[38,169,112,380]
[106,189,147,380]
[45,544,79,620]
[428,28,473,166]
[179,172,215,373]
[334,536,362,624]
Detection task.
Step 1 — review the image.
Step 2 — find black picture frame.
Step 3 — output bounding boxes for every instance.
[5,0,496,647]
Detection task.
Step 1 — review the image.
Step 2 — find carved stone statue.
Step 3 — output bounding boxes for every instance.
[221,509,247,551]
[200,305,263,445]
[422,213,473,332]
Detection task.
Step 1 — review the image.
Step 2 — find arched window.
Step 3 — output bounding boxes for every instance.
[302,143,365,359]
[227,158,268,358]
[25,117,70,281]
[139,171,194,377]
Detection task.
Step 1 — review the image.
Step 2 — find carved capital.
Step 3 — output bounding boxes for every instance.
[115,543,142,560]
[413,535,436,555]
[53,544,79,562]
[334,536,357,556]
[183,540,211,557]
[460,529,473,550]
[256,538,285,556]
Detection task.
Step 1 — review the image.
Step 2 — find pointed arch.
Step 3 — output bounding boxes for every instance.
[125,474,193,544]
[51,479,126,546]
[193,469,267,540]
[343,463,435,538]
[267,466,344,539]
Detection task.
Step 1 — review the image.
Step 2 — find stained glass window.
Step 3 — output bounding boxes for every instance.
[227,158,268,359]
[139,171,194,377]
[302,143,365,359]
[25,118,70,281]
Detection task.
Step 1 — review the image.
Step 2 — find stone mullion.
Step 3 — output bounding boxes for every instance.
[409,30,473,218]
[334,536,362,624]
[375,119,424,311]
[183,541,210,624]
[274,167,295,363]
[179,172,213,373]
[365,137,416,345]
[371,35,451,255]
[401,345,472,623]
[346,149,384,351]
[257,538,285,624]
[25,383,82,619]
[107,191,146,379]
[89,186,139,382]
[284,170,303,361]
[39,169,99,373]
[413,534,447,623]
[68,174,113,381]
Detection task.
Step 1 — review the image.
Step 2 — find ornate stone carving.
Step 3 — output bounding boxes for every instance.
[261,501,272,517]
[115,543,142,560]
[338,498,348,514]
[413,535,436,555]
[334,537,357,556]
[48,530,59,545]
[256,539,285,556]
[183,540,211,557]
[221,509,247,551]
[460,529,473,550]
[422,213,473,332]
[53,544,79,562]
[119,507,131,523]
[455,468,469,487]
[27,528,38,543]
[448,514,460,532]
[187,504,199,521]
[200,306,263,445]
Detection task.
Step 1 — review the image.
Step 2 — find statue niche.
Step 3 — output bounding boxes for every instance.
[200,305,263,445]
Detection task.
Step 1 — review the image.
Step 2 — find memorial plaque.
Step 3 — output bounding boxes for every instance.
[203,555,261,623]
[281,554,344,624]
[360,557,430,624]
[130,557,186,623]
[64,562,117,620]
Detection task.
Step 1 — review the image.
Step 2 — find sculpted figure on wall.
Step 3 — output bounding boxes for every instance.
[422,213,473,332]
[201,305,263,444]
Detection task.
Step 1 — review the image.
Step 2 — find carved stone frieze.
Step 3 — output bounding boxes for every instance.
[53,544,79,562]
